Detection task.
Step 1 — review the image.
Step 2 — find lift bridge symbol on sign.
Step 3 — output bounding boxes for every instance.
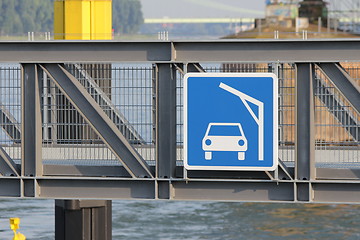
[184,73,278,171]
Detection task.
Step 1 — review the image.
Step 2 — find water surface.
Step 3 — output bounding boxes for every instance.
[1,200,360,239]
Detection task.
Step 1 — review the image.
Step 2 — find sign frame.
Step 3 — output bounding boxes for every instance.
[184,72,278,171]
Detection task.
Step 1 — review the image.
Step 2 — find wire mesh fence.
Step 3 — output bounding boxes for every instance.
[0,64,21,163]
[40,63,155,166]
[314,64,360,167]
[0,62,358,171]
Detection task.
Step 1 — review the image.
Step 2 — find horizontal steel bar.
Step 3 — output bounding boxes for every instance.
[37,179,156,199]
[1,39,360,63]
[312,183,360,203]
[43,165,132,177]
[173,40,360,62]
[171,181,294,201]
[36,179,360,203]
[0,179,20,197]
[0,41,172,63]
[316,168,360,180]
[2,174,360,203]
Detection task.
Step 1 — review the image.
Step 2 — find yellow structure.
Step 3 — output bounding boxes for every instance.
[9,218,26,240]
[54,0,112,40]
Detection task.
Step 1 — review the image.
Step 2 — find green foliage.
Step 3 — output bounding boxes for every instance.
[113,0,143,34]
[0,0,143,36]
[0,0,54,35]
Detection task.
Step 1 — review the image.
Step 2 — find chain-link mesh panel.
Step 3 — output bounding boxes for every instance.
[0,64,21,163]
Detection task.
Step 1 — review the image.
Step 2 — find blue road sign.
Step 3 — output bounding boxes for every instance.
[184,73,278,171]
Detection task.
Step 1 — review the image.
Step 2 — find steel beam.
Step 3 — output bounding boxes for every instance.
[317,168,360,180]
[314,75,359,141]
[0,178,20,197]
[317,63,360,114]
[0,147,19,176]
[171,181,294,201]
[173,40,360,62]
[155,64,177,179]
[295,63,315,183]
[0,175,359,203]
[40,64,153,178]
[21,64,42,177]
[312,183,360,203]
[43,165,132,177]
[0,103,21,142]
[23,179,35,197]
[38,179,156,199]
[70,64,145,144]
[186,63,205,73]
[2,40,360,63]
[0,42,172,63]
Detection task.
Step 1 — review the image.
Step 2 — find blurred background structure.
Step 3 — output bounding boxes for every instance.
[0,0,359,40]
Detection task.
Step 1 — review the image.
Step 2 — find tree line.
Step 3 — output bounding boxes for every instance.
[0,0,143,35]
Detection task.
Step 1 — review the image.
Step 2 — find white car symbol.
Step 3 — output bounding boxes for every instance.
[202,123,248,160]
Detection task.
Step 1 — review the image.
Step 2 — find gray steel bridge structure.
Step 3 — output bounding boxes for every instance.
[0,39,359,206]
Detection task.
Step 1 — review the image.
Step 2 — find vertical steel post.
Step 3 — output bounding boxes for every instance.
[55,200,112,240]
[155,64,177,179]
[21,64,42,177]
[295,63,315,181]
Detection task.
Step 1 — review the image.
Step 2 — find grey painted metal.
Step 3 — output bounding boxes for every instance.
[316,168,360,180]
[157,181,170,199]
[23,179,35,197]
[43,165,131,177]
[0,41,358,204]
[312,183,360,203]
[0,179,20,197]
[170,181,295,201]
[42,164,280,180]
[2,40,360,63]
[156,64,177,179]
[21,64,42,177]
[173,40,360,62]
[0,104,21,142]
[71,64,145,144]
[38,178,360,203]
[3,175,360,203]
[295,63,315,182]
[297,183,310,202]
[40,64,153,178]
[38,179,156,199]
[314,75,359,141]
[0,41,172,63]
[186,63,205,73]
[0,146,19,176]
[55,200,112,240]
[317,63,360,114]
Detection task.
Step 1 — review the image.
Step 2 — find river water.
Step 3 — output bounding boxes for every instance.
[1,200,360,239]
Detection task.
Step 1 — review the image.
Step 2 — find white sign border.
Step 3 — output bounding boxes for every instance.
[184,72,278,171]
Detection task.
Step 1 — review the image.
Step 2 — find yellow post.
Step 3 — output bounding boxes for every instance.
[9,218,26,240]
[91,0,112,40]
[54,0,64,40]
[54,0,112,40]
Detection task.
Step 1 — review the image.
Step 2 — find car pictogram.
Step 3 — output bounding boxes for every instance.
[202,123,248,160]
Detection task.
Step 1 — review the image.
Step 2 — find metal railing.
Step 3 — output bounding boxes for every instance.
[0,64,21,163]
[0,62,358,168]
[0,40,359,202]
